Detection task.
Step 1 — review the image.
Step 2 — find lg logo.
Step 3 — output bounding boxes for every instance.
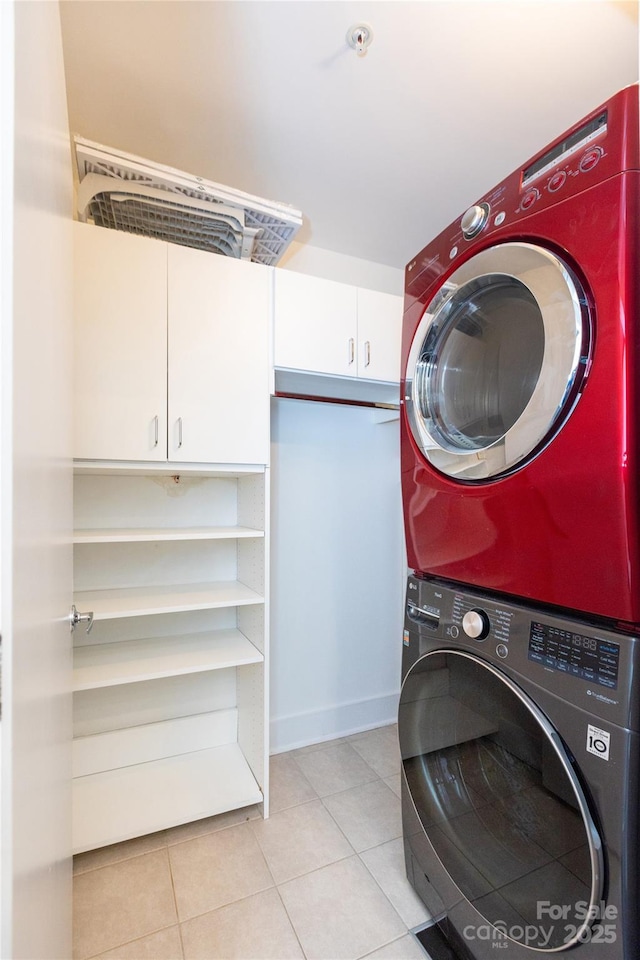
[586,724,611,761]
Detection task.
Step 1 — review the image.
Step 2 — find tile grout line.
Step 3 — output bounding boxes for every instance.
[268,756,319,812]
[73,811,252,876]
[355,844,413,939]
[83,921,181,960]
[356,932,418,960]
[289,749,382,803]
[75,846,180,960]
[250,801,315,960]
[166,843,187,960]
[72,832,169,877]
[272,884,310,960]
[169,821,280,936]
[73,807,263,878]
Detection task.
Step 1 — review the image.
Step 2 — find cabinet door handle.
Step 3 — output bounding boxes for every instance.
[153,415,159,447]
[364,340,371,367]
[348,338,355,365]
[177,417,183,448]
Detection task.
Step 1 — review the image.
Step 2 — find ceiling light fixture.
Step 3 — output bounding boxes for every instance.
[346,23,373,57]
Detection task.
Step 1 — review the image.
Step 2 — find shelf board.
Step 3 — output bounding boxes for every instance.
[274,368,400,406]
[73,581,264,620]
[73,629,263,690]
[73,460,266,478]
[72,742,263,854]
[74,525,264,544]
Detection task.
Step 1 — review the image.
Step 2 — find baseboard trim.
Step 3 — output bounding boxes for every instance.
[269,691,399,754]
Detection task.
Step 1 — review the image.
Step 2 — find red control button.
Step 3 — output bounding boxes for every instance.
[520,188,540,212]
[548,171,566,193]
[579,147,603,173]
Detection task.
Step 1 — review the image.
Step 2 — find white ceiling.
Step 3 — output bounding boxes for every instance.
[59,1,639,270]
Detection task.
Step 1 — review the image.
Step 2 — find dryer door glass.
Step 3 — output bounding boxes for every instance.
[399,650,603,951]
[404,242,590,481]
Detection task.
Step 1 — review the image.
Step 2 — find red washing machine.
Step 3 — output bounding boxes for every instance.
[401,84,640,628]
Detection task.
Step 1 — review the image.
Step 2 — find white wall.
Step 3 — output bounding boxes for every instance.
[279,239,404,296]
[271,238,406,752]
[270,398,404,753]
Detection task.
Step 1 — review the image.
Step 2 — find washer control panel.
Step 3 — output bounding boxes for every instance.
[403,576,638,728]
[452,591,514,658]
[528,621,620,690]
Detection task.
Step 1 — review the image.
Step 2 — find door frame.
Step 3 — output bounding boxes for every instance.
[1,2,74,956]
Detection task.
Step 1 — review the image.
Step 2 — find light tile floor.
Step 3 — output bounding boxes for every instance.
[73,724,433,960]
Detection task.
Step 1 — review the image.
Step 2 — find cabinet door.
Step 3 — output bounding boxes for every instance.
[168,245,271,464]
[356,288,403,382]
[73,223,168,460]
[273,270,358,377]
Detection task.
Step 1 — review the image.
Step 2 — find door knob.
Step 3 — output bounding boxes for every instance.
[70,604,94,634]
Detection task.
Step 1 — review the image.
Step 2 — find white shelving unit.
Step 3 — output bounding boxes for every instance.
[71,462,269,854]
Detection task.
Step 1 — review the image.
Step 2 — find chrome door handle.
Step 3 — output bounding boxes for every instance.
[177,417,183,448]
[70,604,94,634]
[348,338,355,365]
[364,340,371,367]
[153,415,159,447]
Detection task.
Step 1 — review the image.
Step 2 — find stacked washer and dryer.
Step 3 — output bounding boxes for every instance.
[399,85,640,959]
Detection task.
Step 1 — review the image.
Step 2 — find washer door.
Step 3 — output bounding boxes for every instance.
[399,650,604,952]
[404,243,590,481]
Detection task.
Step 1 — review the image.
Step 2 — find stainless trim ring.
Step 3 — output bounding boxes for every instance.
[404,242,590,481]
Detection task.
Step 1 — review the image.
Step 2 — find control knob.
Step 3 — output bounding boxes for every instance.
[461,203,490,239]
[462,608,490,641]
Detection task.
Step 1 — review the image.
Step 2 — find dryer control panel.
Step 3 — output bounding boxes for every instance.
[403,575,640,731]
[405,83,640,296]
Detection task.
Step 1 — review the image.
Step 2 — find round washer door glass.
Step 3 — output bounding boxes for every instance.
[399,650,603,951]
[404,243,590,481]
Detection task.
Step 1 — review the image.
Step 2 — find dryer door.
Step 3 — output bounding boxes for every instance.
[404,242,590,481]
[399,650,604,952]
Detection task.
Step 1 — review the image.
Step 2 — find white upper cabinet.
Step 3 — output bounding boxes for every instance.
[167,245,270,464]
[273,270,357,377]
[273,269,402,384]
[73,222,271,465]
[356,287,402,383]
[74,223,168,461]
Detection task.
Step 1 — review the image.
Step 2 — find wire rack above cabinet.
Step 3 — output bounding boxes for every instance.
[73,135,303,266]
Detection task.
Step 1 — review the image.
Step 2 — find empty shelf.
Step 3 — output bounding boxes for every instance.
[73,630,263,690]
[73,581,264,620]
[74,525,264,544]
[72,743,263,854]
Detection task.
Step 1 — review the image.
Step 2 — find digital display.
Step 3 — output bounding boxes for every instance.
[522,110,608,187]
[528,621,619,689]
